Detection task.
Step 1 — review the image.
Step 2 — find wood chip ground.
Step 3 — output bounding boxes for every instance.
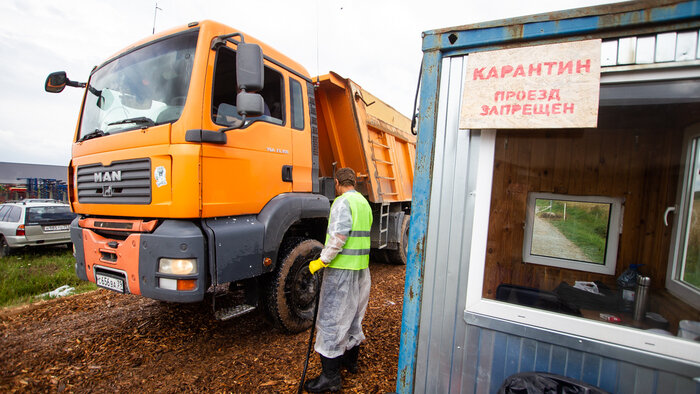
[0,263,405,393]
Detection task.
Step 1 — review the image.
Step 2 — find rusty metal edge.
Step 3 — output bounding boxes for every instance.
[425,0,687,36]
[422,0,700,53]
[396,49,442,394]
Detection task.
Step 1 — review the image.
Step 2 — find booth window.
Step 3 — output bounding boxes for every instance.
[523,193,623,275]
[667,133,700,309]
[476,105,700,354]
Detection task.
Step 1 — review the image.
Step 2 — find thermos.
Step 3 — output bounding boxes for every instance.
[633,276,651,321]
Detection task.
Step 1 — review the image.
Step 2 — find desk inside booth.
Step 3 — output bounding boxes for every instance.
[495,282,696,336]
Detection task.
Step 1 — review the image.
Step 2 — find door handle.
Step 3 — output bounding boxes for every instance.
[664,206,676,227]
[282,165,293,182]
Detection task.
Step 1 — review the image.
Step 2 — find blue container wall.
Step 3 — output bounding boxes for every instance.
[400,52,700,394]
[397,2,700,392]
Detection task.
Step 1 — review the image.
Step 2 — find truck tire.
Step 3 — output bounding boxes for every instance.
[385,215,409,265]
[264,238,323,333]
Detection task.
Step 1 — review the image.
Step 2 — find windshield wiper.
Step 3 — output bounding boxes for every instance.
[108,117,155,127]
[79,129,108,142]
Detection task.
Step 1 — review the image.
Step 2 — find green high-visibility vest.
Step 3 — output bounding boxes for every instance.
[325,191,373,270]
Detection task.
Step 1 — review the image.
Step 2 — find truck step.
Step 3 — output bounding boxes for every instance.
[378,202,390,249]
[214,304,256,321]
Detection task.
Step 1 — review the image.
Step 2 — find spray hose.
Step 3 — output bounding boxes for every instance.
[298,272,322,394]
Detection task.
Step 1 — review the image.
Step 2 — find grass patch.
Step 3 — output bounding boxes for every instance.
[683,244,700,289]
[0,246,96,308]
[682,195,700,289]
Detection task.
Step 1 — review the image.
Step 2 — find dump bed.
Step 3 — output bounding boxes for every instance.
[315,72,415,203]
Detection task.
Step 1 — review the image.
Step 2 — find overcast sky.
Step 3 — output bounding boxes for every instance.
[0,0,619,166]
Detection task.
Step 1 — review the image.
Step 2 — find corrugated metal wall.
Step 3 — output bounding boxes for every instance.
[413,55,700,393]
[463,314,700,394]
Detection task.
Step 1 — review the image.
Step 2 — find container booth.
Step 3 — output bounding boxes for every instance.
[398,1,700,392]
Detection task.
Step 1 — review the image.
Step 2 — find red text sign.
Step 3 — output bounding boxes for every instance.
[460,40,601,129]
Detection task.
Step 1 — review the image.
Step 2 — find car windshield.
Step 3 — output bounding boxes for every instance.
[78,30,198,140]
[26,206,76,223]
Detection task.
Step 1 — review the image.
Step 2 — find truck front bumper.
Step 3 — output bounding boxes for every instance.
[72,218,208,303]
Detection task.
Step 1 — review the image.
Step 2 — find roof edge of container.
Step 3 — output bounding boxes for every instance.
[421,0,699,53]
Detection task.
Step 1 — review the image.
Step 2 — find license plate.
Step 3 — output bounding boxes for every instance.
[96,273,125,293]
[44,225,70,232]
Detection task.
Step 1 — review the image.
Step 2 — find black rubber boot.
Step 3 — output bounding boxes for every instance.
[304,355,342,392]
[342,345,360,373]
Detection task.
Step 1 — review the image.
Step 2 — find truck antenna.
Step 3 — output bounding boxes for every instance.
[152,2,162,35]
[316,0,320,77]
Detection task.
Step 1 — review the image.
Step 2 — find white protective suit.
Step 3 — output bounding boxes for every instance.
[314,191,372,359]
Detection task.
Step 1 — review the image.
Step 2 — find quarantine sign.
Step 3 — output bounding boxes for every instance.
[460,39,601,129]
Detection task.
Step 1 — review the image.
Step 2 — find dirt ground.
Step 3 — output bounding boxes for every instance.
[0,263,405,393]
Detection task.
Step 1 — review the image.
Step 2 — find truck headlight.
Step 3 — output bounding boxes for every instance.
[158,258,197,275]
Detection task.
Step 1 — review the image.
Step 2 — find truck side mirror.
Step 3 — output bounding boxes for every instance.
[236,92,264,117]
[45,71,86,93]
[216,40,265,132]
[236,43,264,92]
[45,71,68,93]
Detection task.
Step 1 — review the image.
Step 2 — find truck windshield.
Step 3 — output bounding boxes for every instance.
[79,30,198,140]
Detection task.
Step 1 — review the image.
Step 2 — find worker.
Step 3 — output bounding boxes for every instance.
[304,167,373,393]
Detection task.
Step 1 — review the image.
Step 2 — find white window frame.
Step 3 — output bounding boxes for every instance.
[522,192,623,275]
[665,123,700,310]
[464,130,700,364]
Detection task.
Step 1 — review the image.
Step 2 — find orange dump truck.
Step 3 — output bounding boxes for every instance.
[45,20,414,331]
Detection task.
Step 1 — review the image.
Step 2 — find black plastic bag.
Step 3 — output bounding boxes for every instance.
[498,372,608,394]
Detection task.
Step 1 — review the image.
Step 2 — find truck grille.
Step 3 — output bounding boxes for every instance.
[77,159,151,204]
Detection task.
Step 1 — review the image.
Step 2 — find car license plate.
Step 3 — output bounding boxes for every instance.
[96,273,125,293]
[44,225,70,232]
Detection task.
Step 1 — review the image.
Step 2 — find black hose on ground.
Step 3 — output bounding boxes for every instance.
[298,273,322,394]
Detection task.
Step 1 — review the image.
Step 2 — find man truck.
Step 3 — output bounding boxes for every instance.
[45,20,415,332]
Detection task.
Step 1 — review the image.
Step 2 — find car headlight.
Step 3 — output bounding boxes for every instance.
[158,258,197,275]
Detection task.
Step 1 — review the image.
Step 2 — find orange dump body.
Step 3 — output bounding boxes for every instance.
[315,73,415,204]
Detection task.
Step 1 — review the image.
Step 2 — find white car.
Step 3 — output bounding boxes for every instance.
[0,200,77,257]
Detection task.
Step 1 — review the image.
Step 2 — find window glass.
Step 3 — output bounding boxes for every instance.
[523,193,621,275]
[290,78,304,130]
[79,30,198,138]
[678,137,700,291]
[7,207,21,223]
[211,47,285,127]
[531,199,610,263]
[481,104,699,342]
[26,206,75,223]
[0,206,10,221]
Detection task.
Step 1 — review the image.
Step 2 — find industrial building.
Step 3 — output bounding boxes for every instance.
[0,162,68,202]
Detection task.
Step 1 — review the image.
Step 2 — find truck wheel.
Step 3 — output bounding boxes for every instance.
[0,236,9,258]
[386,215,409,265]
[264,238,323,333]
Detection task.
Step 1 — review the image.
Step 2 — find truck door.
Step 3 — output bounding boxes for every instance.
[289,77,315,193]
[200,44,292,217]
